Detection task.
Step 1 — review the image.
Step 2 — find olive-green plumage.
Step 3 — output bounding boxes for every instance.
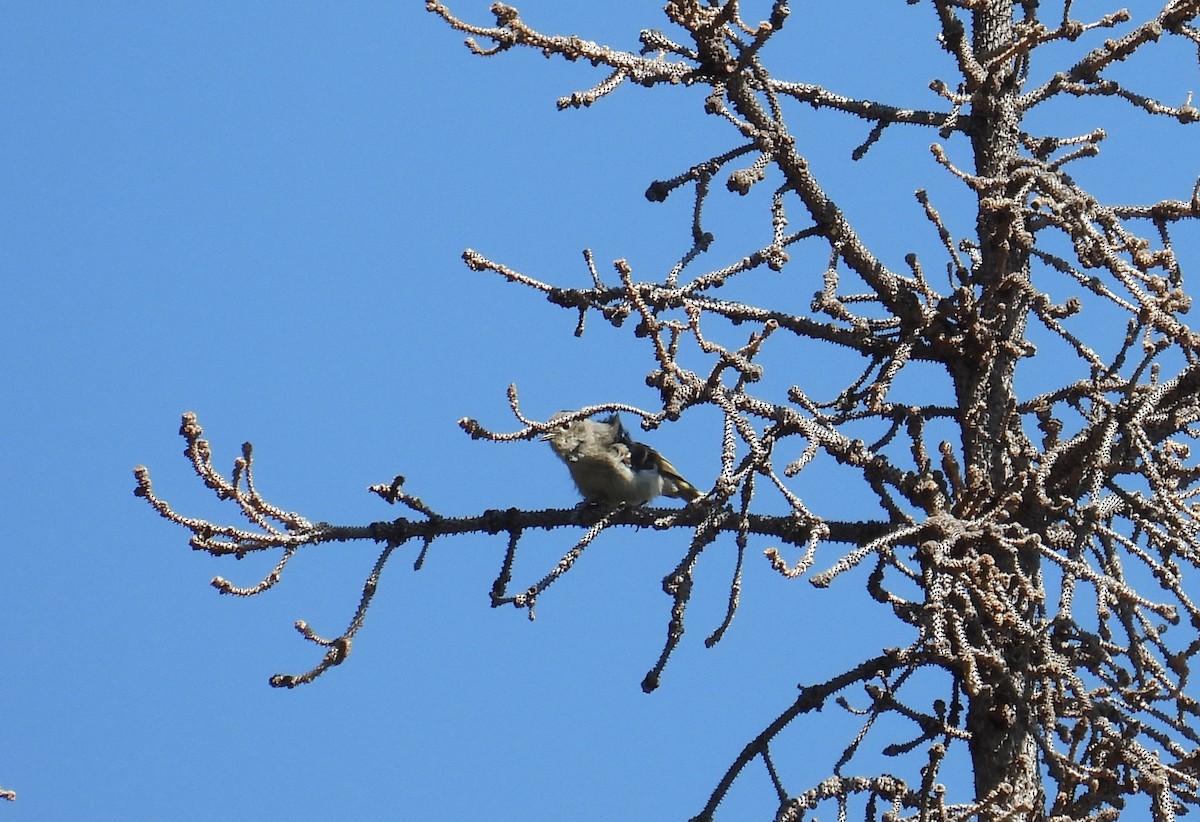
[543,413,701,505]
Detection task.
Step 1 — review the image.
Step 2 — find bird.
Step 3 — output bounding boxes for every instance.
[542,412,702,506]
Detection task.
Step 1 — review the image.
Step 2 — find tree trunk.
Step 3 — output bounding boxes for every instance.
[957,2,1046,817]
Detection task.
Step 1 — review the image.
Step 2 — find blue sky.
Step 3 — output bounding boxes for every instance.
[3,2,1198,820]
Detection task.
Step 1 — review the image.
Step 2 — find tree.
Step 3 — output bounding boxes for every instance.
[134,1,1200,819]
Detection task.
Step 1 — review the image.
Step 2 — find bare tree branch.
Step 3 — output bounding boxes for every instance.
[137,1,1200,818]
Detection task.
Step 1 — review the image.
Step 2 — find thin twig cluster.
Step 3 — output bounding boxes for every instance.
[137,1,1200,820]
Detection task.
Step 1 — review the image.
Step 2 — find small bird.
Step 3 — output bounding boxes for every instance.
[543,413,702,506]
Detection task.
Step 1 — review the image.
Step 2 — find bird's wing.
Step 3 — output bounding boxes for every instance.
[655,453,702,501]
[618,421,703,502]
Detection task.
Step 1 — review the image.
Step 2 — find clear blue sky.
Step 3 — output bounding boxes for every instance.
[3,2,1197,820]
